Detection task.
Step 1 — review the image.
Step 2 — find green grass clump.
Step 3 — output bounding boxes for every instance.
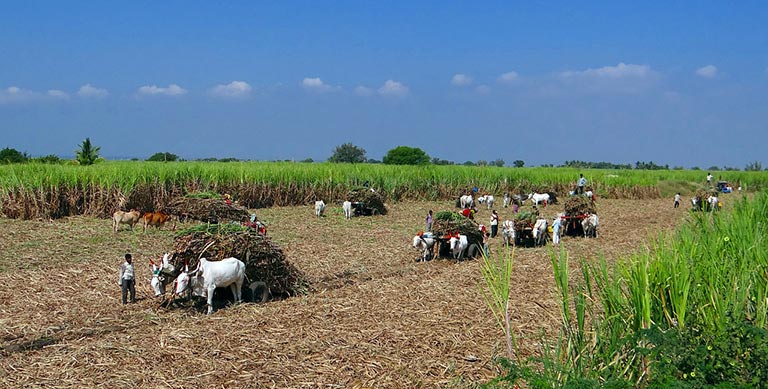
[488,191,768,387]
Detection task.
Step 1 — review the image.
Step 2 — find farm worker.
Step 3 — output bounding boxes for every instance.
[503,193,510,208]
[118,253,136,304]
[425,210,433,232]
[552,216,562,245]
[483,233,491,257]
[490,210,499,238]
[577,174,587,194]
[706,173,713,186]
[511,203,519,213]
[461,207,472,218]
[674,193,681,208]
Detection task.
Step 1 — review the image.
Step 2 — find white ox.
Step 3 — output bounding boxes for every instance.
[501,220,515,246]
[150,252,175,297]
[581,214,599,238]
[532,218,548,246]
[412,234,436,262]
[477,195,495,210]
[314,200,326,217]
[174,257,246,314]
[448,234,469,259]
[460,195,474,209]
[528,192,551,207]
[342,201,353,220]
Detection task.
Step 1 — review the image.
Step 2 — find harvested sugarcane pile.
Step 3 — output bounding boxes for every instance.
[563,196,597,237]
[164,195,250,223]
[563,196,597,216]
[347,187,388,216]
[513,210,538,233]
[431,211,483,249]
[171,224,309,298]
[692,188,719,211]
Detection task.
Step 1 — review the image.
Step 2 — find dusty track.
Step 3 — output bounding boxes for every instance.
[0,198,690,388]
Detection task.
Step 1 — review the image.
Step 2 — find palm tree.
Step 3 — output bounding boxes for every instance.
[75,137,101,165]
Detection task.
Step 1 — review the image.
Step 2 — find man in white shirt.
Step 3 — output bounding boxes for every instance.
[577,174,587,194]
[118,253,136,304]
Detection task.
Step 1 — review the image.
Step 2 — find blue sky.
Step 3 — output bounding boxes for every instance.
[1,1,766,168]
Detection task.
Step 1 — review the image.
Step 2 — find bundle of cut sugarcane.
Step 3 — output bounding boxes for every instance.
[170,224,309,297]
[164,196,250,223]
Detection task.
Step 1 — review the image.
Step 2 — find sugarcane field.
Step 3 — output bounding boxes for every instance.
[1,182,725,387]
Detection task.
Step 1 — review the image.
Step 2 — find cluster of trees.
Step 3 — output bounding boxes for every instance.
[2,139,766,171]
[327,143,518,166]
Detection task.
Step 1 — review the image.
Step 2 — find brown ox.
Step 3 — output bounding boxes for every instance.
[113,209,141,232]
[142,211,175,232]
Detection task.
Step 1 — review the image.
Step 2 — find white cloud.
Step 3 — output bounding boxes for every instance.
[475,85,491,94]
[301,77,337,92]
[47,89,70,99]
[378,80,409,97]
[137,84,187,96]
[451,74,473,86]
[354,86,374,96]
[0,86,71,104]
[77,84,109,99]
[209,81,252,98]
[695,65,718,78]
[0,86,37,104]
[559,63,651,79]
[497,71,519,84]
[553,63,657,94]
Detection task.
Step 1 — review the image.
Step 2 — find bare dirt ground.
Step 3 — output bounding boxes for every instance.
[0,198,691,388]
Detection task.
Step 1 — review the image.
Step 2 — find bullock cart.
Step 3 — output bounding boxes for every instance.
[160,224,308,312]
[429,211,483,260]
[347,187,387,216]
[562,196,597,237]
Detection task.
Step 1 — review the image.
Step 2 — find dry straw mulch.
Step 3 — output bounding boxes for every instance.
[0,198,697,387]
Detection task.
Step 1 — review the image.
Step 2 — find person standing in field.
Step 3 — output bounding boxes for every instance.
[503,193,510,208]
[118,253,136,304]
[425,210,433,232]
[706,173,713,186]
[674,193,681,208]
[578,174,587,194]
[552,215,562,245]
[490,210,499,238]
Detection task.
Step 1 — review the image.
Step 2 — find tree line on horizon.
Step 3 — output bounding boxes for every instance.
[0,140,764,172]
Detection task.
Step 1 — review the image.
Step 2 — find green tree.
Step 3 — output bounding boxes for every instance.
[0,147,29,164]
[492,159,505,167]
[512,160,525,168]
[34,154,61,164]
[745,161,762,171]
[75,137,101,165]
[328,142,367,163]
[382,146,430,165]
[146,152,180,162]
